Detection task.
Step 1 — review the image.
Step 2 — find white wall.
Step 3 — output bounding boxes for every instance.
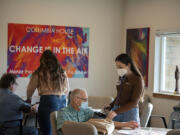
[123,0,180,127]
[0,0,123,97]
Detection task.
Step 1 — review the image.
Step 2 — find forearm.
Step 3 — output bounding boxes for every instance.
[114,121,127,128]
[114,121,139,129]
[27,73,38,99]
[64,77,70,96]
[19,103,31,113]
[27,88,35,99]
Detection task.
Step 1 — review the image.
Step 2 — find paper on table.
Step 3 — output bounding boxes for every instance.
[112,127,169,135]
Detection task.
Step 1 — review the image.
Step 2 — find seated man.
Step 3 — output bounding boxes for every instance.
[57,88,138,134]
[0,73,38,135]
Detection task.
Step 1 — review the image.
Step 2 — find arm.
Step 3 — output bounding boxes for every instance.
[19,102,31,113]
[17,97,31,113]
[114,121,139,129]
[27,73,38,102]
[109,98,116,109]
[114,77,144,114]
[63,72,70,96]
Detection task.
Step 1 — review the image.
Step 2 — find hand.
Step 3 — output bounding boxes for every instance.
[126,121,139,129]
[26,98,32,104]
[107,111,117,120]
[31,104,38,113]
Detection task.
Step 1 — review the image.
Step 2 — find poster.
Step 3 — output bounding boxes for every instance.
[126,28,150,87]
[7,23,89,78]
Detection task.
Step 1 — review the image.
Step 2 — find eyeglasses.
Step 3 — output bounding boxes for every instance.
[76,96,88,102]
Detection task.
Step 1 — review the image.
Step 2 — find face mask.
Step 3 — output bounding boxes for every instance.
[117,68,127,77]
[80,101,88,109]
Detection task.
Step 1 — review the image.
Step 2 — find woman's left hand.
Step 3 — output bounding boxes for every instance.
[107,111,117,120]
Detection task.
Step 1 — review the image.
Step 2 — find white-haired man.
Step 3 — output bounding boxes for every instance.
[57,89,138,134]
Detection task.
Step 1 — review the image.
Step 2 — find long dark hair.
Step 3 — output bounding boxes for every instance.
[116,53,144,102]
[35,50,65,91]
[115,53,141,77]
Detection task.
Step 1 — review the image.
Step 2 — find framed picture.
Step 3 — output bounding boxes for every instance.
[126,27,150,87]
[7,23,89,78]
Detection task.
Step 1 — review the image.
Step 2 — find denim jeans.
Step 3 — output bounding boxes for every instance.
[3,126,38,135]
[112,105,140,125]
[38,95,67,135]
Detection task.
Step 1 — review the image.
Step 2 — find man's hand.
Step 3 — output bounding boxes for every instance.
[31,104,38,113]
[125,121,139,129]
[107,111,117,120]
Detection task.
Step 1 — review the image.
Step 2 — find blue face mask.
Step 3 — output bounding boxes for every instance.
[80,101,88,109]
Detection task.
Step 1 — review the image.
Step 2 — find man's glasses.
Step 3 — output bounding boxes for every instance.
[76,96,88,102]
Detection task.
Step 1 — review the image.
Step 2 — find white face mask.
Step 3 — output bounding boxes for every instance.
[117,68,127,77]
[79,101,88,109]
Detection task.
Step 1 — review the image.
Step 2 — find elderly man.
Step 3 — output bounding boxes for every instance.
[0,73,38,135]
[57,88,138,133]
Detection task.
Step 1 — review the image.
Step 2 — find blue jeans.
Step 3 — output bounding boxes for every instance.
[3,126,38,135]
[38,95,67,135]
[112,105,140,125]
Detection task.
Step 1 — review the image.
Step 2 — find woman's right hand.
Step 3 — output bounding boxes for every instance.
[107,111,117,120]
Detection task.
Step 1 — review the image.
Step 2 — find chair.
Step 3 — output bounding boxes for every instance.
[140,95,167,128]
[139,95,153,127]
[166,129,180,135]
[172,119,180,129]
[0,119,23,135]
[23,110,39,128]
[62,121,98,135]
[149,114,167,128]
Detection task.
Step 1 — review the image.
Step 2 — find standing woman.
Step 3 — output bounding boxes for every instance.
[26,50,69,135]
[106,53,144,125]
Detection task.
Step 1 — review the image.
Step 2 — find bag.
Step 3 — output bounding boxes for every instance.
[86,118,115,135]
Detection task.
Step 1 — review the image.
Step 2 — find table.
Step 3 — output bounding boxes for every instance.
[112,127,171,135]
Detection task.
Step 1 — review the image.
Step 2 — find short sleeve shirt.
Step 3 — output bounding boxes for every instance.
[57,105,94,129]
